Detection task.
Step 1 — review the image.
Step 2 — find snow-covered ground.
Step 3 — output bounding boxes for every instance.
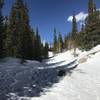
[32,45,100,100]
[0,45,100,100]
[47,50,77,68]
[0,52,77,100]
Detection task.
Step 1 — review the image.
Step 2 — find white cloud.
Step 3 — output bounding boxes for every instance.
[67,12,88,22]
[67,16,73,22]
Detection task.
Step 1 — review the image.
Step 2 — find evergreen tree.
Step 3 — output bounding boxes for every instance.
[81,24,85,33]
[0,0,49,61]
[53,28,57,53]
[88,0,94,15]
[85,0,95,32]
[64,34,68,50]
[58,32,63,52]
[5,0,34,59]
[44,42,49,58]
[76,24,85,49]
[77,0,100,50]
[71,13,78,55]
[71,13,78,38]
[30,28,36,58]
[41,43,44,59]
[67,32,72,50]
[83,0,100,50]
[34,28,42,61]
[42,42,49,59]
[0,0,4,58]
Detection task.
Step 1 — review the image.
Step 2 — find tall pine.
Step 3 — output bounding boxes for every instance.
[5,0,34,59]
[58,32,63,52]
[88,0,94,15]
[53,28,57,53]
[34,28,42,61]
[0,0,4,58]
[84,0,100,49]
[71,13,78,55]
[71,13,78,39]
[64,34,68,50]
[77,0,100,50]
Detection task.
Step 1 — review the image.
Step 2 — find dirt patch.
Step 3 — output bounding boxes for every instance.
[79,58,87,64]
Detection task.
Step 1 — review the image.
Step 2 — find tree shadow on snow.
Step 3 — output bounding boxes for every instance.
[0,60,78,100]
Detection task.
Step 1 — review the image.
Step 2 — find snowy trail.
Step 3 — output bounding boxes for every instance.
[0,55,77,100]
[0,45,100,100]
[31,47,100,100]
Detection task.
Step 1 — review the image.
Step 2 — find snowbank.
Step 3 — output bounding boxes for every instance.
[47,50,77,68]
[31,45,100,100]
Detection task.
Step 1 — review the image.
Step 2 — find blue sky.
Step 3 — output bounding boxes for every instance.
[3,0,100,43]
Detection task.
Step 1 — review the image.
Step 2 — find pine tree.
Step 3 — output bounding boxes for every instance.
[3,16,8,56]
[44,42,49,58]
[34,27,42,61]
[0,0,4,58]
[53,28,57,53]
[42,42,49,59]
[58,32,63,52]
[81,24,85,33]
[71,13,78,55]
[76,24,85,49]
[72,13,77,38]
[84,0,100,50]
[64,34,68,50]
[30,28,36,58]
[88,0,94,15]
[5,0,34,59]
[85,0,95,32]
[77,0,100,50]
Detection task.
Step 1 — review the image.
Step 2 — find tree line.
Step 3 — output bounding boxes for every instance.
[0,0,49,61]
[0,0,100,59]
[53,0,100,54]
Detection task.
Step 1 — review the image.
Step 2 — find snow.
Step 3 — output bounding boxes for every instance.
[48,52,53,58]
[31,45,100,100]
[47,50,77,68]
[0,45,100,100]
[0,55,77,99]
